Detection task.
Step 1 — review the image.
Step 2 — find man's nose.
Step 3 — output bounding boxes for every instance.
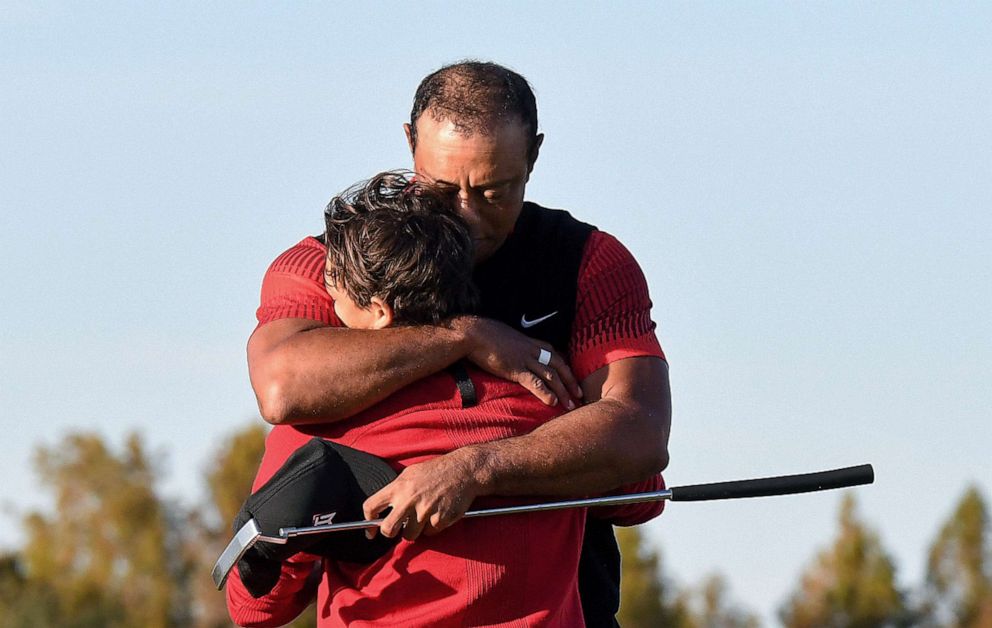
[456,189,483,220]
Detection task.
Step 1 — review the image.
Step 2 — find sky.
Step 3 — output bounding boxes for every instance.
[2,2,990,624]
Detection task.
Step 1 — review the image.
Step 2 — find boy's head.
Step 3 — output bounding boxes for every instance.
[323,171,478,329]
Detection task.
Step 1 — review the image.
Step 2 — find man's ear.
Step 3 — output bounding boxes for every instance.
[527,133,545,175]
[367,296,395,330]
[403,123,415,155]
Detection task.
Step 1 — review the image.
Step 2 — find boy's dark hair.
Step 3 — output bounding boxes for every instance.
[323,171,477,325]
[409,60,539,155]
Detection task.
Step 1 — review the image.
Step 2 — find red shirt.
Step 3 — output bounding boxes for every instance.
[253,231,665,381]
[227,370,666,627]
[228,370,591,627]
[229,230,667,626]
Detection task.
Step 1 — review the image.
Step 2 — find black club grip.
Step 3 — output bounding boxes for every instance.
[669,464,874,502]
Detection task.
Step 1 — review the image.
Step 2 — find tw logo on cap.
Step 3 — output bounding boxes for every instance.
[313,512,337,526]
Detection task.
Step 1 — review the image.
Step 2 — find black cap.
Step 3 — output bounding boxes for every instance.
[232,438,398,596]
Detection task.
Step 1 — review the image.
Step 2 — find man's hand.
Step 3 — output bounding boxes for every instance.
[362,448,486,541]
[452,316,582,410]
[361,357,670,542]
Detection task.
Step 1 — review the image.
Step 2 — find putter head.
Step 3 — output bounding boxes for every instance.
[211,518,288,590]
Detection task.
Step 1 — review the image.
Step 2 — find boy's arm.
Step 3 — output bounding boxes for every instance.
[225,555,320,628]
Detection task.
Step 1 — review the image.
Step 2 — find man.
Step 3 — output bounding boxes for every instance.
[227,172,663,626]
[247,61,671,625]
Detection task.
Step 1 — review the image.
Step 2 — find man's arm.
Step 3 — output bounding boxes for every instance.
[364,355,671,540]
[250,316,581,425]
[588,472,667,527]
[249,240,581,425]
[250,317,462,424]
[363,230,671,540]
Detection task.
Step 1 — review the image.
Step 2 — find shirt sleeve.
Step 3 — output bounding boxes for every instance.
[569,231,666,382]
[225,554,320,627]
[255,238,342,329]
[588,473,666,526]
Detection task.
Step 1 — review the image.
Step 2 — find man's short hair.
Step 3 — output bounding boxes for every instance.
[409,60,539,154]
[323,171,478,325]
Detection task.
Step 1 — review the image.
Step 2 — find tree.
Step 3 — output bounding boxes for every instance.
[617,525,690,627]
[684,573,760,628]
[923,485,992,627]
[0,552,61,627]
[779,494,907,628]
[18,432,187,627]
[204,422,268,529]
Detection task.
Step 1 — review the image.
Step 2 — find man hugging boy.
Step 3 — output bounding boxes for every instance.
[226,172,662,627]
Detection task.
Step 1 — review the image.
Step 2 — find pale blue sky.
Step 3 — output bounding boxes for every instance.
[2,2,989,624]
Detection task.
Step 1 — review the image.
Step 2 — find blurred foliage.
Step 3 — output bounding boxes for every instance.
[0,552,60,626]
[13,433,186,627]
[779,494,909,628]
[617,525,691,627]
[205,423,268,530]
[618,526,759,628]
[683,573,761,628]
[1,426,988,627]
[923,485,992,627]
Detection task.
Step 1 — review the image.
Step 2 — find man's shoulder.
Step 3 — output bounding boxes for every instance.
[581,230,637,265]
[265,236,327,281]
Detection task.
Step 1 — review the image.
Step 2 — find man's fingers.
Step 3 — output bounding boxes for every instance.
[423,510,456,536]
[530,361,573,410]
[529,347,579,409]
[519,370,558,406]
[378,506,411,539]
[363,489,391,522]
[401,513,427,541]
[362,489,395,539]
[548,353,582,400]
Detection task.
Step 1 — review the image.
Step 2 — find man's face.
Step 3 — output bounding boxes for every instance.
[407,116,542,263]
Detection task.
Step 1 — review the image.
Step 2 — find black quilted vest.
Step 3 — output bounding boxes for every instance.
[473,202,622,628]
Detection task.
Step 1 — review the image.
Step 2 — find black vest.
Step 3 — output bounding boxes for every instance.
[473,202,622,628]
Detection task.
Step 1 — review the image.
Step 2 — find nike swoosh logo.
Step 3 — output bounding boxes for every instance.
[520,311,558,328]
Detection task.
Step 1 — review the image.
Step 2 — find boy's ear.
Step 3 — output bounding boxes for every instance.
[367,296,394,330]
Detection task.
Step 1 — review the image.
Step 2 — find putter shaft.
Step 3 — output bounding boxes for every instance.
[213,464,874,590]
[280,489,674,537]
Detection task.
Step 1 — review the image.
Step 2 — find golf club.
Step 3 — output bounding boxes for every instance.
[213,463,873,589]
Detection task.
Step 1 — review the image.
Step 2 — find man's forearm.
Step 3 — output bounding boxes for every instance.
[249,316,580,426]
[471,357,670,497]
[362,356,670,539]
[248,318,468,425]
[468,386,670,498]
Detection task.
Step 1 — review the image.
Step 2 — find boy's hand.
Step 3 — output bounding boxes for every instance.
[451,316,582,410]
